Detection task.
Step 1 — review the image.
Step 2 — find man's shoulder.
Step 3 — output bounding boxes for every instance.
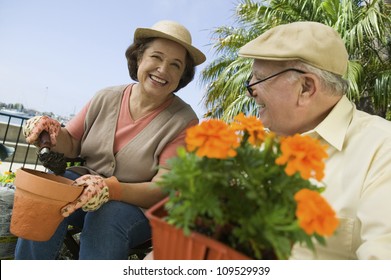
[354,109,391,135]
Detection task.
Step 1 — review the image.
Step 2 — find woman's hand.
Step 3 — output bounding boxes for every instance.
[23,116,61,146]
[61,175,122,217]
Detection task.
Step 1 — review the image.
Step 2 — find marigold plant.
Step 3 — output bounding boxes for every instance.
[0,171,16,185]
[159,113,338,259]
[294,189,339,236]
[186,119,240,159]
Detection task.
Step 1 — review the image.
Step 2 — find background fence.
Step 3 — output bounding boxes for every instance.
[0,111,42,173]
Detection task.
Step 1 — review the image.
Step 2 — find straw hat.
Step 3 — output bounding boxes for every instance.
[134,20,206,66]
[239,21,348,76]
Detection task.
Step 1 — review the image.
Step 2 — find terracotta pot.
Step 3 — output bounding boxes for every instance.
[145,197,251,260]
[10,168,83,241]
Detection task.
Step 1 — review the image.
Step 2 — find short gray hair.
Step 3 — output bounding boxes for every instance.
[290,61,349,96]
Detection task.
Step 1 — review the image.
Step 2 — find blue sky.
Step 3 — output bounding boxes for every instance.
[0,0,238,119]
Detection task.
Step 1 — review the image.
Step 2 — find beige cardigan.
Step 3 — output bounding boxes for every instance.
[72,85,197,183]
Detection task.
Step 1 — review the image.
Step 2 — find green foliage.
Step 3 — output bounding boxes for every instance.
[0,171,15,185]
[201,0,391,120]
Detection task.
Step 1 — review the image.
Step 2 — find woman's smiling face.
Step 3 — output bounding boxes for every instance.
[137,38,186,97]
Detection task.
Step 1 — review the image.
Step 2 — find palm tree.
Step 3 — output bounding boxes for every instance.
[200,0,391,120]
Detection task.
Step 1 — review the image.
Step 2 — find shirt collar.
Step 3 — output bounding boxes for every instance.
[303,95,353,151]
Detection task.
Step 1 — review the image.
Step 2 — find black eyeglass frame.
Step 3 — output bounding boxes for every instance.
[245,68,306,96]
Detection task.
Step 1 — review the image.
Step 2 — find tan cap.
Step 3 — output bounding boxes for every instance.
[134,20,206,66]
[239,21,348,76]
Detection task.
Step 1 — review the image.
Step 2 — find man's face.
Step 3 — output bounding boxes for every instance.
[248,60,307,136]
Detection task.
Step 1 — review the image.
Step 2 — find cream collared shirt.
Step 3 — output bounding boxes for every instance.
[291,96,391,259]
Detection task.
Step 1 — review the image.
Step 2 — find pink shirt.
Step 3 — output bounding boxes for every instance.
[66,84,198,166]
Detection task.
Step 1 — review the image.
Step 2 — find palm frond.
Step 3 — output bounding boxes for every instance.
[200,0,391,120]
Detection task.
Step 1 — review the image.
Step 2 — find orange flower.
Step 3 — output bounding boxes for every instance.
[230,113,266,146]
[294,189,339,236]
[186,119,240,159]
[275,134,328,181]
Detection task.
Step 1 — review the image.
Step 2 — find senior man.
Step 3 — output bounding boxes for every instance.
[238,21,391,259]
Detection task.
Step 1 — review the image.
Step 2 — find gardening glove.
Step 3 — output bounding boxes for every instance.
[23,115,61,146]
[60,175,122,217]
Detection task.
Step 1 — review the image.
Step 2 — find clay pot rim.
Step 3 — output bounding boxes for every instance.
[14,168,83,202]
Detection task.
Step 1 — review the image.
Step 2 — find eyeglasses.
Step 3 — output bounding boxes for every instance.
[245,68,306,96]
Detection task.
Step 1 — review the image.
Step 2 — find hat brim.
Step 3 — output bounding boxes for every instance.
[134,28,206,66]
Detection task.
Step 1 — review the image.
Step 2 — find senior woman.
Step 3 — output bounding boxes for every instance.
[15,20,206,259]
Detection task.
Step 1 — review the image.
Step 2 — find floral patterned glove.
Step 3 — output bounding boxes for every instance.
[61,175,122,217]
[23,116,61,146]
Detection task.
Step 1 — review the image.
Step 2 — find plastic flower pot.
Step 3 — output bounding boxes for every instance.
[10,168,83,241]
[145,197,251,260]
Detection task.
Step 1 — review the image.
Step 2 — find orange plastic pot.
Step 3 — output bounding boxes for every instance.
[145,197,251,260]
[10,168,83,241]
